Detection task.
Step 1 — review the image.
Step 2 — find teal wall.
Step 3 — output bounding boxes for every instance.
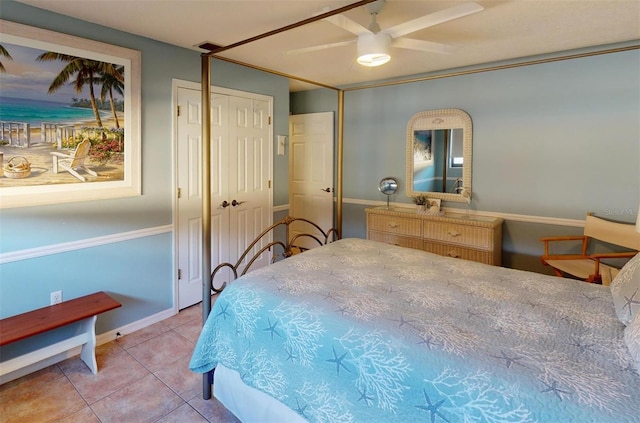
[292,44,640,272]
[0,0,290,345]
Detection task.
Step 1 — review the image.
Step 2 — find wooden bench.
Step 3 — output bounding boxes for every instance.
[0,291,121,382]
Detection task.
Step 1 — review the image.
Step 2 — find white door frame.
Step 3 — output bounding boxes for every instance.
[171,78,274,312]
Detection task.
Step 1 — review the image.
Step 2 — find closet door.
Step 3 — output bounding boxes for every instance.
[177,88,231,309]
[228,96,271,271]
[210,94,232,293]
[176,85,272,310]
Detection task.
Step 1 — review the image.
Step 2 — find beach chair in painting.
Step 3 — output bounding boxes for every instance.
[51,139,98,182]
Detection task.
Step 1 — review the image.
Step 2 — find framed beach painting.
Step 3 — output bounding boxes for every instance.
[0,20,141,208]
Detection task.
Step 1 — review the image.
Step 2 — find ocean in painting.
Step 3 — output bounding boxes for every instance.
[0,96,104,127]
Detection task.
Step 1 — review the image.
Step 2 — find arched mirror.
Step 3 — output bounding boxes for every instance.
[406,108,472,203]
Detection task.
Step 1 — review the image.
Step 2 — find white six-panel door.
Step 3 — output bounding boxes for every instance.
[228,96,272,272]
[176,83,272,310]
[289,112,334,249]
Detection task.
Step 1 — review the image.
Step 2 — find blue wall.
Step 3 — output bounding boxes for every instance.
[0,0,290,342]
[292,44,640,271]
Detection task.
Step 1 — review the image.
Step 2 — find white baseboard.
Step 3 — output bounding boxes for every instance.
[0,307,175,385]
[97,307,175,342]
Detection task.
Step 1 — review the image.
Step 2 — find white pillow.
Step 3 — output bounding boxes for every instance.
[610,253,640,325]
[624,311,640,372]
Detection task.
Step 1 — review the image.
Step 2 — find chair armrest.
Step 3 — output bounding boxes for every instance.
[589,251,638,260]
[587,252,637,280]
[539,235,586,242]
[540,254,590,262]
[540,235,588,256]
[50,152,72,158]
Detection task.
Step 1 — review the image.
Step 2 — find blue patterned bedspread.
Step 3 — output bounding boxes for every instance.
[190,238,640,423]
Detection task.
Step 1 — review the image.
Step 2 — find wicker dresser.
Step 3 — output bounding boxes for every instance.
[365,206,503,266]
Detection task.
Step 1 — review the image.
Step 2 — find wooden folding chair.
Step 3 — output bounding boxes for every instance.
[540,213,639,285]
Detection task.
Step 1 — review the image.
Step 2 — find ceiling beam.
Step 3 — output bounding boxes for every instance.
[204,0,377,56]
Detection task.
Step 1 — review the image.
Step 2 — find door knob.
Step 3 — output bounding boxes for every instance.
[231,199,245,207]
[320,187,332,192]
[221,200,230,208]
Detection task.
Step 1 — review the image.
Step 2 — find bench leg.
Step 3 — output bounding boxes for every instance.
[80,315,98,374]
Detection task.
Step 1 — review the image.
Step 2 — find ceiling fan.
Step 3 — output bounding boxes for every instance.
[285,0,484,67]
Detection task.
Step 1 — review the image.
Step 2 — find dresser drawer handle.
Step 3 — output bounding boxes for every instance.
[447,230,461,237]
[447,250,460,258]
[388,222,399,228]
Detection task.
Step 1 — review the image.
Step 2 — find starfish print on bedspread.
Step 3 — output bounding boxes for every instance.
[285,347,298,363]
[415,390,450,423]
[216,304,230,319]
[540,380,572,400]
[466,308,481,319]
[621,362,639,375]
[326,345,351,375]
[567,337,596,354]
[294,399,308,418]
[264,274,279,282]
[622,290,640,319]
[489,350,526,369]
[417,333,440,350]
[582,292,604,302]
[357,387,374,406]
[263,318,281,340]
[323,291,336,301]
[334,305,349,316]
[390,315,417,329]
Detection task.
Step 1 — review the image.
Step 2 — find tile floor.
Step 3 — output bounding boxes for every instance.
[0,300,240,423]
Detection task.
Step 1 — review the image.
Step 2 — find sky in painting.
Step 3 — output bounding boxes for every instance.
[0,42,106,103]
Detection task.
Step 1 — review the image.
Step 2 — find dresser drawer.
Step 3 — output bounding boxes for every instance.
[365,207,502,266]
[368,231,423,250]
[423,221,493,249]
[368,214,422,237]
[423,242,495,265]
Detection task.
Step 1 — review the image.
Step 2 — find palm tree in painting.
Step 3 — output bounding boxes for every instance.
[99,65,124,129]
[0,44,13,73]
[36,53,118,127]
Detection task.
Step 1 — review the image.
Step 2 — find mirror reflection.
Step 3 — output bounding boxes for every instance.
[412,128,464,193]
[406,109,472,203]
[378,177,398,195]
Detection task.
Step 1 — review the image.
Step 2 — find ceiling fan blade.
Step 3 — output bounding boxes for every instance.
[283,39,356,55]
[392,38,455,54]
[384,2,484,39]
[324,14,371,36]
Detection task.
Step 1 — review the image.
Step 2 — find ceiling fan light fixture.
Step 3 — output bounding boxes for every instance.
[357,33,391,67]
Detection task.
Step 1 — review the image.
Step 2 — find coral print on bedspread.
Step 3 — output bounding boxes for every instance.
[190,238,640,423]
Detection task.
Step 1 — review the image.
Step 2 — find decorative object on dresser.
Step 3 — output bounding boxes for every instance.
[410,195,441,215]
[366,206,502,265]
[377,177,398,210]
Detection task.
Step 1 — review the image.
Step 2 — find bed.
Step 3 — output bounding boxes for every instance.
[190,234,640,423]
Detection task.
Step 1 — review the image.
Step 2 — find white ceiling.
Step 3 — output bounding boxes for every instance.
[13,0,640,91]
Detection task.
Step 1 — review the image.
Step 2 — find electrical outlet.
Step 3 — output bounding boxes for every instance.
[50,290,62,305]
